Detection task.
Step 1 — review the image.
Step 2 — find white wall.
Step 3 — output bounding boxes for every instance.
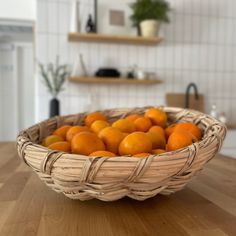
[0,0,36,21]
[35,0,236,125]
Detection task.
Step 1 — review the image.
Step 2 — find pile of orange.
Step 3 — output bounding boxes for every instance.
[42,108,202,158]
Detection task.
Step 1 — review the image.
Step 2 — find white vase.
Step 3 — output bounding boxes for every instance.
[70,0,80,32]
[140,20,160,37]
[136,69,147,80]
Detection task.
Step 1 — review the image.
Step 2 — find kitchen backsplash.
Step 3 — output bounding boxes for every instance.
[36,0,236,124]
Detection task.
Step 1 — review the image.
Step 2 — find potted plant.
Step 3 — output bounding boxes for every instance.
[38,56,71,118]
[129,0,170,37]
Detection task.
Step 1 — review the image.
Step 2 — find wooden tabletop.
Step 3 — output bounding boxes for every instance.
[0,142,236,236]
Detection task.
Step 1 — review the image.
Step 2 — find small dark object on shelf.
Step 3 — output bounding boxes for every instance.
[127,71,135,79]
[95,68,120,78]
[127,65,136,79]
[86,14,96,33]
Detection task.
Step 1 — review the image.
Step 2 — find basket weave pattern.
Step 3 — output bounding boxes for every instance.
[17,107,227,201]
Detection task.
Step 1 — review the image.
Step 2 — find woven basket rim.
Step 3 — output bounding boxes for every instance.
[17,106,226,160]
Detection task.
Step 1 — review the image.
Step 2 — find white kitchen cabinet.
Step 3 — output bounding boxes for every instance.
[220,129,236,158]
[0,0,36,21]
[0,43,34,141]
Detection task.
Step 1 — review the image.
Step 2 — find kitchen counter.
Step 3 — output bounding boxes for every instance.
[0,142,236,236]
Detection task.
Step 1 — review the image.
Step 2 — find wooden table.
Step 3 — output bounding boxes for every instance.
[0,142,236,236]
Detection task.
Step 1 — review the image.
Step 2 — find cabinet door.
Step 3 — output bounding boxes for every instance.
[0,43,34,141]
[0,45,18,141]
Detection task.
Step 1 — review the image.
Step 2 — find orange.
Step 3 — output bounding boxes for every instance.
[144,108,167,128]
[134,117,152,132]
[151,149,166,154]
[71,132,105,155]
[165,124,177,139]
[174,122,202,140]
[91,120,110,134]
[66,126,90,142]
[42,135,64,147]
[85,112,106,127]
[89,151,116,157]
[53,125,72,139]
[125,114,142,122]
[119,132,152,156]
[149,126,165,138]
[98,127,125,154]
[122,132,129,138]
[48,141,71,153]
[112,119,136,133]
[146,131,166,149]
[133,153,151,157]
[167,131,196,151]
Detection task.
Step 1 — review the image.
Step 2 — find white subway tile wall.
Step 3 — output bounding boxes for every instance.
[36,0,236,123]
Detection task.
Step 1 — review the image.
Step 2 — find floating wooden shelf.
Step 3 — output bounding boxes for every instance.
[68,33,162,46]
[69,76,162,85]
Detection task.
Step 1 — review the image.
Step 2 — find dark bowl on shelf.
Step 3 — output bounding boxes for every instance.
[95,68,120,78]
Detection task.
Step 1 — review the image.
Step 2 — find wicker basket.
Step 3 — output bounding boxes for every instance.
[16,107,227,201]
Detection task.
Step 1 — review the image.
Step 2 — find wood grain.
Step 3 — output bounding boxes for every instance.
[0,142,236,236]
[68,33,162,46]
[69,76,162,85]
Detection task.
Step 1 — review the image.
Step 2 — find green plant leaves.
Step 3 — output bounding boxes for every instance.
[38,57,71,98]
[129,0,171,27]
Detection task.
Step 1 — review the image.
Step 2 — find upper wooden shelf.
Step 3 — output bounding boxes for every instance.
[68,33,162,46]
[69,76,162,85]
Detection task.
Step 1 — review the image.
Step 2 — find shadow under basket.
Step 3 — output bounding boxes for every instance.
[16,107,227,201]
